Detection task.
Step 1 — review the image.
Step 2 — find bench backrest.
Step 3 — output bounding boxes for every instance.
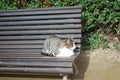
[0,6,82,59]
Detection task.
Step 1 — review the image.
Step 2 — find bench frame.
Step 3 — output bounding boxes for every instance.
[0,6,82,80]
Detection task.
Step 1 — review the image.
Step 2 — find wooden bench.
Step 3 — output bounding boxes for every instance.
[0,6,82,80]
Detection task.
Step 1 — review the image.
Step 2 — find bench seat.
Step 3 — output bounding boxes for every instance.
[0,6,82,80]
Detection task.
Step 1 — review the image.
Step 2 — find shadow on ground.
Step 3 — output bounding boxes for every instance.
[73,50,90,80]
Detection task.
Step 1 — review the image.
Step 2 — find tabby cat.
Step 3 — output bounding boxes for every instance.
[41,35,76,57]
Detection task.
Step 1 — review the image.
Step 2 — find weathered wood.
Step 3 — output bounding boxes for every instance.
[0,6,81,16]
[0,61,72,67]
[0,29,81,35]
[0,67,73,74]
[0,10,81,17]
[0,40,44,44]
[0,49,42,53]
[0,19,81,26]
[0,6,82,76]
[0,44,80,49]
[0,39,81,45]
[0,35,81,40]
[0,24,81,30]
[0,45,43,49]
[0,57,75,62]
[0,14,81,21]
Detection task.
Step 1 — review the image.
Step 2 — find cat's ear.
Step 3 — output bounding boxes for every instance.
[65,38,73,44]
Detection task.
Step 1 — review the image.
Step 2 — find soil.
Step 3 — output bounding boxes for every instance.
[0,48,120,80]
[78,48,120,80]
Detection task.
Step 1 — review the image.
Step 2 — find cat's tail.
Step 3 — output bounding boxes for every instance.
[41,49,54,57]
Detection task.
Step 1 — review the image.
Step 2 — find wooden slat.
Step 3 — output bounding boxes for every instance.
[0,39,81,45]
[0,6,81,12]
[0,6,81,16]
[0,44,80,54]
[0,54,44,58]
[0,36,56,40]
[0,55,46,59]
[0,49,41,52]
[0,9,81,16]
[0,29,81,35]
[0,54,43,58]
[0,51,80,57]
[0,62,72,67]
[0,34,81,40]
[0,55,50,59]
[0,43,80,48]
[0,45,43,49]
[0,14,81,21]
[0,50,80,55]
[0,45,80,54]
[0,52,79,59]
[0,67,73,74]
[0,53,42,55]
[0,40,44,44]
[0,8,81,15]
[0,24,81,30]
[0,48,79,53]
[0,19,81,26]
[0,57,75,62]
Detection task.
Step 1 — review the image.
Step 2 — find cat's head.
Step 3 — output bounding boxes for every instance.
[64,38,76,50]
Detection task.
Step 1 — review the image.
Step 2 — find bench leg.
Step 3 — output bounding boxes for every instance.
[63,75,68,80]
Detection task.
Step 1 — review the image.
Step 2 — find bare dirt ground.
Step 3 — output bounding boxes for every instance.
[0,48,120,80]
[77,48,120,80]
